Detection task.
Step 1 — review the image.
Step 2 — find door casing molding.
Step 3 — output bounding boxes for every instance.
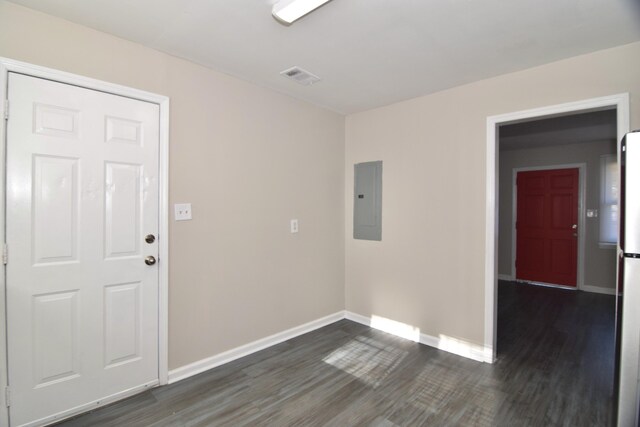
[0,57,170,426]
[484,93,629,365]
[510,163,587,290]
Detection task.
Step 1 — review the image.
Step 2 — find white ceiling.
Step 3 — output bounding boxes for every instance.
[8,0,640,114]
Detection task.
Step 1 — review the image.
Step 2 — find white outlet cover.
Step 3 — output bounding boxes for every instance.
[174,203,192,221]
[290,219,299,233]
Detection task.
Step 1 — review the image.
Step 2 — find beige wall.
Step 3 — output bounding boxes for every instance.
[345,41,640,347]
[0,1,345,370]
[498,140,617,289]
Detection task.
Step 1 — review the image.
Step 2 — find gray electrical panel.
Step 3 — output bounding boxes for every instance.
[354,161,382,241]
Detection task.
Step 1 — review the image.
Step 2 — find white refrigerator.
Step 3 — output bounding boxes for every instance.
[618,129,640,426]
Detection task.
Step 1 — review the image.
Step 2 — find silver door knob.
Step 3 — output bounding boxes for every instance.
[145,234,156,244]
[572,224,577,229]
[145,256,157,266]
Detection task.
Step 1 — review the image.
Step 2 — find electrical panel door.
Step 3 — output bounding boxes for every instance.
[354,161,382,241]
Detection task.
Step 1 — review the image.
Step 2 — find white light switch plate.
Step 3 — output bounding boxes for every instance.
[290,219,299,233]
[174,203,192,221]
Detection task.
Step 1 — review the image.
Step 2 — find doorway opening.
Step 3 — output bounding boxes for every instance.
[485,94,629,424]
[500,110,617,292]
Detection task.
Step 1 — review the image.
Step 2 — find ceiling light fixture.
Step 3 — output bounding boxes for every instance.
[272,0,332,24]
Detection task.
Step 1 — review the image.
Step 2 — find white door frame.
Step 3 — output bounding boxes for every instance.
[510,163,587,290]
[0,57,170,426]
[484,93,629,364]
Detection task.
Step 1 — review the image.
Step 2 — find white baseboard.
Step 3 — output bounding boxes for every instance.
[580,285,616,295]
[169,309,494,385]
[345,311,493,363]
[497,274,513,281]
[168,310,345,384]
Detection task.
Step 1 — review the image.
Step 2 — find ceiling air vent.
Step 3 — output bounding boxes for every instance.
[280,66,321,86]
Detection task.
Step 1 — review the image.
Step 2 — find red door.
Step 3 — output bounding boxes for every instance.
[516,168,578,287]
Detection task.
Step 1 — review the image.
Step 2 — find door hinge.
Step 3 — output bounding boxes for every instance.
[3,100,8,120]
[3,244,8,265]
[5,386,10,407]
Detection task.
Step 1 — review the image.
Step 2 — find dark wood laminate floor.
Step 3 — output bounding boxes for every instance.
[55,281,616,426]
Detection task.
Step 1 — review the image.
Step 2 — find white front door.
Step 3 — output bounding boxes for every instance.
[6,73,160,427]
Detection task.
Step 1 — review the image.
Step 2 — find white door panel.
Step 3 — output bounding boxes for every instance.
[6,73,160,426]
[33,155,80,264]
[32,291,80,387]
[105,162,142,258]
[104,281,142,367]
